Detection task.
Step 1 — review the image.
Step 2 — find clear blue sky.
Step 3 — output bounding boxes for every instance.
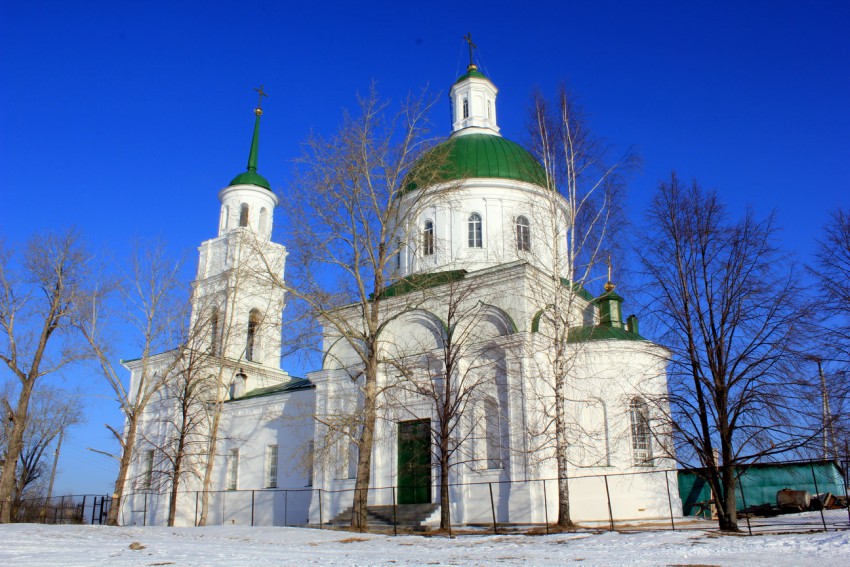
[1,1,848,495]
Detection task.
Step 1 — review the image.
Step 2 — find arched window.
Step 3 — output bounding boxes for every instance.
[515,215,530,252]
[630,398,652,466]
[209,308,219,355]
[259,207,268,234]
[246,309,261,362]
[462,98,469,119]
[423,220,434,256]
[221,205,230,231]
[468,213,482,248]
[239,203,249,227]
[484,397,502,469]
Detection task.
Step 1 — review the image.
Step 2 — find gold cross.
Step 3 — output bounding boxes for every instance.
[463,33,477,68]
[255,85,268,110]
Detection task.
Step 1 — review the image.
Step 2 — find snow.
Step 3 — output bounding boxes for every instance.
[1,525,848,566]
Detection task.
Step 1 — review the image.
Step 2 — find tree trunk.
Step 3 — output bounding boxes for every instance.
[198,398,224,527]
[351,362,378,532]
[106,416,137,526]
[0,380,36,523]
[554,379,573,528]
[168,431,186,526]
[439,433,451,531]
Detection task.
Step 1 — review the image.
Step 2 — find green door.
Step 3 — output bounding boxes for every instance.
[398,419,431,504]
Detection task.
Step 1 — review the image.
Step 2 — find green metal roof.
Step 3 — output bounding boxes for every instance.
[229,377,314,402]
[375,269,468,299]
[455,68,489,84]
[228,109,272,191]
[229,170,271,190]
[566,325,646,343]
[404,134,547,193]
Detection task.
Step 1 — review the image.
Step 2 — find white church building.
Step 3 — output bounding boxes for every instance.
[120,60,682,528]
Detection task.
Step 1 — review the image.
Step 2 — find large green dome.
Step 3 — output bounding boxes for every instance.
[404,134,547,192]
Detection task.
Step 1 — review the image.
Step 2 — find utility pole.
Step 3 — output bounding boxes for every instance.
[46,429,64,502]
[813,358,836,460]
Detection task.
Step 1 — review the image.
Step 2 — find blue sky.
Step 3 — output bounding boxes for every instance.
[1,1,848,495]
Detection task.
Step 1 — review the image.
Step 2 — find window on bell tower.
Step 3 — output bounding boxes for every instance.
[239,203,249,227]
[246,309,261,362]
[463,98,469,119]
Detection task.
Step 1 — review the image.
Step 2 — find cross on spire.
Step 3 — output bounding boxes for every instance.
[463,33,477,70]
[254,85,268,115]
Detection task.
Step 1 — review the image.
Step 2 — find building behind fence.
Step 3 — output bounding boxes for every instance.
[117,459,849,534]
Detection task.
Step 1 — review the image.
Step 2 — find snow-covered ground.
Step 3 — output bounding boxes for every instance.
[1,524,848,566]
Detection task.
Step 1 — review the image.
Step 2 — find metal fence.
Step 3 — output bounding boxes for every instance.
[0,493,111,525]
[114,459,850,535]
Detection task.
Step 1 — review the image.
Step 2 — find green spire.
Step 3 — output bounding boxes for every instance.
[229,87,271,191]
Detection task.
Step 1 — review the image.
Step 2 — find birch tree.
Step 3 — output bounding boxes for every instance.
[525,88,633,527]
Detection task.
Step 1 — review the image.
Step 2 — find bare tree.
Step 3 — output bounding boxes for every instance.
[0,230,91,523]
[277,86,448,530]
[76,241,187,526]
[0,384,83,513]
[386,276,508,532]
[638,174,817,531]
[525,88,633,527]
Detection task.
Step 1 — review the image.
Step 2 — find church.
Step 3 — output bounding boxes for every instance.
[120,57,682,528]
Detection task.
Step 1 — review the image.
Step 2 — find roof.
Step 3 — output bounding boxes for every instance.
[229,170,271,190]
[375,269,468,299]
[228,108,272,191]
[454,68,489,84]
[403,134,547,193]
[566,324,646,343]
[230,377,314,401]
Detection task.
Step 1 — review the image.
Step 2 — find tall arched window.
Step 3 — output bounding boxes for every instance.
[468,213,482,248]
[630,398,652,466]
[246,309,261,362]
[484,397,502,469]
[516,215,530,252]
[259,207,268,234]
[423,220,434,256]
[209,308,219,355]
[221,205,230,231]
[239,203,249,227]
[462,98,469,119]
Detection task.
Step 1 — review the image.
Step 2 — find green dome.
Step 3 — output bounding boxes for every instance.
[229,170,271,190]
[405,134,547,192]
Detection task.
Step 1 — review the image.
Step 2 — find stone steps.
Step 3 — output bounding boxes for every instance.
[327,503,440,530]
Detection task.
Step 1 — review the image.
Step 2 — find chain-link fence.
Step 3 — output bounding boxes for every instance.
[114,459,849,535]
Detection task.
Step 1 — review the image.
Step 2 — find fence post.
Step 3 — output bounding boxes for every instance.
[488,482,497,535]
[284,490,288,527]
[810,462,828,532]
[251,490,255,527]
[603,475,615,531]
[91,496,98,525]
[664,471,676,531]
[143,493,148,527]
[543,479,549,535]
[318,488,323,529]
[195,492,199,527]
[392,486,398,537]
[736,473,752,536]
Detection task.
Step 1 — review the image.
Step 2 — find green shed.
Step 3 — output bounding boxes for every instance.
[678,460,846,517]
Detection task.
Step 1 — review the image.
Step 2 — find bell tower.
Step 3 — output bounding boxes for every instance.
[449,33,500,137]
[192,89,287,370]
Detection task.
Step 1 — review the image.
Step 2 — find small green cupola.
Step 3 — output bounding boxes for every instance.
[595,281,625,329]
[228,92,271,191]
